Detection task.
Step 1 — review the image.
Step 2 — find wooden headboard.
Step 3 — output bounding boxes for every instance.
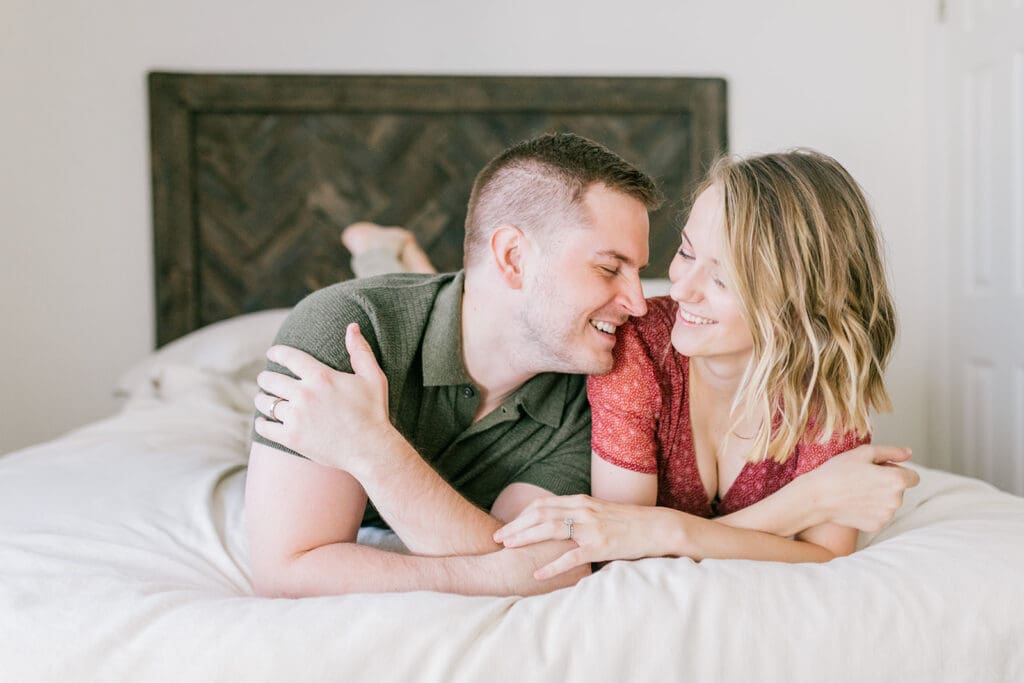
[148,73,727,346]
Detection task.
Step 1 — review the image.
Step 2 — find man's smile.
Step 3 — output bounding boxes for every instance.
[589,319,619,335]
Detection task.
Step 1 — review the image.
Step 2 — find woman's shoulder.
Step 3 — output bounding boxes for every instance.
[611,296,677,359]
[590,297,684,397]
[639,295,677,329]
[617,296,676,347]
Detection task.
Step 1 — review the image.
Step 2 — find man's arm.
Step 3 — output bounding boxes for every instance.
[253,327,532,557]
[322,424,505,556]
[245,442,587,597]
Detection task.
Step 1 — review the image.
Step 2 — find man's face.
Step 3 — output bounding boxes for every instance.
[519,183,650,375]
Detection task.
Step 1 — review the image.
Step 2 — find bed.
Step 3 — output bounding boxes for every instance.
[2,74,1022,682]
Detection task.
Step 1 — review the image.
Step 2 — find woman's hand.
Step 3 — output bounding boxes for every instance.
[493,495,677,580]
[806,445,920,532]
[252,323,400,478]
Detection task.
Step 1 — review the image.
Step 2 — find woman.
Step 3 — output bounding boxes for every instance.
[493,149,913,579]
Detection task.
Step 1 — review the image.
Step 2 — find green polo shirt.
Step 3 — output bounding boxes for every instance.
[251,271,591,529]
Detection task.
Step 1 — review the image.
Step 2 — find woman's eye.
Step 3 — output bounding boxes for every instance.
[677,248,694,261]
[713,277,726,289]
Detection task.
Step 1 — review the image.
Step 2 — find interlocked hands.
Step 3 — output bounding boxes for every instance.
[494,495,670,580]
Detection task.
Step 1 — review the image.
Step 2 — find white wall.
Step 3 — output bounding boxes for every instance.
[1,0,936,457]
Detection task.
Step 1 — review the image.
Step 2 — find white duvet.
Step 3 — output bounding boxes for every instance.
[1,364,1023,683]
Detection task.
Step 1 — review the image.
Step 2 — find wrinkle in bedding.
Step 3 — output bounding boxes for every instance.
[1,366,1023,682]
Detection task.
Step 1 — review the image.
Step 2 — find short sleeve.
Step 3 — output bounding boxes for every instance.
[509,386,592,496]
[587,320,661,475]
[250,284,378,458]
[794,428,871,478]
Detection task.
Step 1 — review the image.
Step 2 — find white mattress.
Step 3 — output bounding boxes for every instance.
[1,364,1022,682]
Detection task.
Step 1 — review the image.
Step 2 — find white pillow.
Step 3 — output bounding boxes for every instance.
[115,309,291,397]
[641,278,672,297]
[117,280,671,398]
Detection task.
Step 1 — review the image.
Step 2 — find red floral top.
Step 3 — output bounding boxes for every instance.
[588,297,868,517]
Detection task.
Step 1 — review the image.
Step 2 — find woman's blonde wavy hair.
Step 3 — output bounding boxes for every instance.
[702,149,896,463]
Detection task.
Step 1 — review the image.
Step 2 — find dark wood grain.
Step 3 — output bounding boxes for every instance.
[149,73,727,346]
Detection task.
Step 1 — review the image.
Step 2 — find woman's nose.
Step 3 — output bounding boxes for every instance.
[669,265,703,304]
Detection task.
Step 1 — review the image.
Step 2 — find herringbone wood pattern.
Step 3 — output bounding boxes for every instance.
[150,74,727,344]
[194,112,696,324]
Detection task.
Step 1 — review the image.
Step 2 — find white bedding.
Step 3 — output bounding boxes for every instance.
[2,366,1024,682]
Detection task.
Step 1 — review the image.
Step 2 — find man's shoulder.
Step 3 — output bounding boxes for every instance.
[274,272,458,369]
[519,371,590,433]
[287,272,455,332]
[303,272,456,311]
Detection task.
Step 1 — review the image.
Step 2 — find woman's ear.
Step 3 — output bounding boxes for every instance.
[489,225,526,289]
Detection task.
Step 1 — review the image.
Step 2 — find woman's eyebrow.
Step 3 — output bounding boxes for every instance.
[680,229,719,265]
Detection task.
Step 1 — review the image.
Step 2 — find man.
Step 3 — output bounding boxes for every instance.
[245,133,661,597]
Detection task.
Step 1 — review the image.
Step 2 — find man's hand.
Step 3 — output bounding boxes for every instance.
[253,323,400,477]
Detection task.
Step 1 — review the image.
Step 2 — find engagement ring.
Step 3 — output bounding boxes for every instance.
[269,397,285,422]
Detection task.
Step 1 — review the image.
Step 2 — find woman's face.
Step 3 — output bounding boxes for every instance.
[668,185,755,367]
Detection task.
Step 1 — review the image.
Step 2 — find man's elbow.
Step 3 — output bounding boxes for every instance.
[251,561,305,599]
[251,578,288,599]
[249,553,355,599]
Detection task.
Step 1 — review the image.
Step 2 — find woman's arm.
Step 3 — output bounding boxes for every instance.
[591,455,658,505]
[716,444,919,536]
[562,484,861,573]
[587,443,918,539]
[493,494,857,579]
[494,454,860,578]
[670,514,856,563]
[589,444,915,541]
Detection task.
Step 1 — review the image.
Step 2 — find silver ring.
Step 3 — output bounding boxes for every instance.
[564,517,575,541]
[269,396,285,422]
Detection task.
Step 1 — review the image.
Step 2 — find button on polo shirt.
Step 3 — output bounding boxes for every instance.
[252,271,592,529]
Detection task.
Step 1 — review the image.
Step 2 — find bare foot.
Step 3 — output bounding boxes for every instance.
[399,238,437,274]
[340,222,408,255]
[341,222,436,274]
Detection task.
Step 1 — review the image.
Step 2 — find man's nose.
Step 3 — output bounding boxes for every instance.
[621,273,648,318]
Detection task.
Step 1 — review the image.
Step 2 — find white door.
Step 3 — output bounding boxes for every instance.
[940,0,1024,495]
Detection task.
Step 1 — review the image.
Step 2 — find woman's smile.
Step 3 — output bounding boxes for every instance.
[676,306,718,326]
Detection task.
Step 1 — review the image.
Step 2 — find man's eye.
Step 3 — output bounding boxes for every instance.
[601,267,619,276]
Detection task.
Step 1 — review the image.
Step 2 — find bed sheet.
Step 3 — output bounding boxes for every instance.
[1,365,1022,682]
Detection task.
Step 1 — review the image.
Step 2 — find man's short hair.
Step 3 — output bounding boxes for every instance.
[463,133,663,266]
